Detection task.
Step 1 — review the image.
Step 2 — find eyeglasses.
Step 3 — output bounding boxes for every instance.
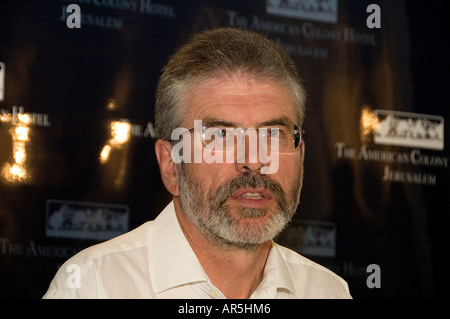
[185,124,304,153]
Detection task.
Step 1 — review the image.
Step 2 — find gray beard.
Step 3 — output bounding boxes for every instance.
[177,164,301,250]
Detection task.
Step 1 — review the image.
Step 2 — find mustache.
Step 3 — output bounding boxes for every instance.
[212,173,286,208]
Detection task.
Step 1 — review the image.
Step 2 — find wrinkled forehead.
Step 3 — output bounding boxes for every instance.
[180,74,298,129]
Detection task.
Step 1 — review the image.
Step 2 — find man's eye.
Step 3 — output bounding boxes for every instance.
[213,129,227,138]
[269,129,280,137]
[263,127,285,138]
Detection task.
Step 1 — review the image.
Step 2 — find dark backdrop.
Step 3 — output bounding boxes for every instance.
[0,0,448,298]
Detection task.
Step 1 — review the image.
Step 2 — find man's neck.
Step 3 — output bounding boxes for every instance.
[173,199,271,299]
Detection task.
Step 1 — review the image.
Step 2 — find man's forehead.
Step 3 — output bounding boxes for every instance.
[182,76,297,126]
[201,116,296,128]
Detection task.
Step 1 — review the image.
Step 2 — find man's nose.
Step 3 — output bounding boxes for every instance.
[234,134,266,174]
[235,161,264,174]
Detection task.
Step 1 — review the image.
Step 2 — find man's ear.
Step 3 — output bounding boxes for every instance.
[155,139,180,196]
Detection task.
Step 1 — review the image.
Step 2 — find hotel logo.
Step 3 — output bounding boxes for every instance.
[374,110,444,151]
[266,0,338,23]
[279,220,336,257]
[46,200,129,240]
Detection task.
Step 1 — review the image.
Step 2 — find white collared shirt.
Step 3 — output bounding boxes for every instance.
[43,201,351,299]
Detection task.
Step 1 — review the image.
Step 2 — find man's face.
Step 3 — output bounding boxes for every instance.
[177,74,304,249]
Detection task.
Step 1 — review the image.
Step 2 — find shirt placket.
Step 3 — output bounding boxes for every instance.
[193,281,226,299]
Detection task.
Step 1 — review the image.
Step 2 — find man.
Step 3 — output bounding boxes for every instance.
[43,28,351,299]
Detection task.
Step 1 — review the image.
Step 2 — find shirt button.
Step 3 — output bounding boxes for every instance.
[209,290,218,299]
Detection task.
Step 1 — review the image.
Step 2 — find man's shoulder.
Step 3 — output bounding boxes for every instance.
[43,221,156,299]
[72,221,153,263]
[75,202,175,262]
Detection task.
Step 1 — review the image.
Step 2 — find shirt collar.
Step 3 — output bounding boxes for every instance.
[146,201,296,296]
[253,242,296,297]
[146,201,209,294]
[270,243,297,295]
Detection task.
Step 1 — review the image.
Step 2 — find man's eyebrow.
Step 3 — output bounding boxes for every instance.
[200,116,295,128]
[257,117,293,128]
[201,118,239,127]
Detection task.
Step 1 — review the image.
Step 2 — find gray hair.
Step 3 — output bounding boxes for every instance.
[154,27,306,141]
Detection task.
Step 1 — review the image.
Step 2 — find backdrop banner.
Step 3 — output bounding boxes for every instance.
[0,0,448,298]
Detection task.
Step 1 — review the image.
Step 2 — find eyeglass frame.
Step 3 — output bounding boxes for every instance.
[184,123,305,153]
